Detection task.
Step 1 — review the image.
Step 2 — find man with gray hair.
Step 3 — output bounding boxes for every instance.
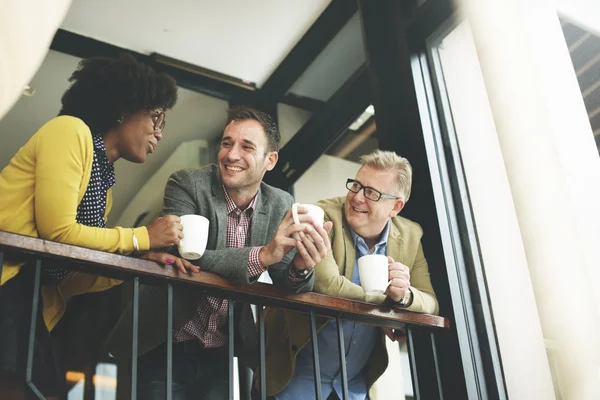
[262,149,438,400]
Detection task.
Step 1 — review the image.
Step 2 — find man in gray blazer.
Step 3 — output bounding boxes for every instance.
[107,106,331,399]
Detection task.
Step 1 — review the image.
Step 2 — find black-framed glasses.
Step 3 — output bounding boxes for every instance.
[150,109,166,132]
[346,179,401,202]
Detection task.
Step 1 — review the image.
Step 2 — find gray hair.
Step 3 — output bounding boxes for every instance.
[359,150,413,202]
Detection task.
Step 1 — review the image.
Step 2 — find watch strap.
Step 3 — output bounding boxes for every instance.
[291,264,314,278]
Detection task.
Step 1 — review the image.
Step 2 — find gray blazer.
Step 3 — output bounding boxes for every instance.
[106,165,314,367]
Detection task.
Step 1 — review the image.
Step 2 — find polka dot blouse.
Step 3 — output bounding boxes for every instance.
[42,134,115,283]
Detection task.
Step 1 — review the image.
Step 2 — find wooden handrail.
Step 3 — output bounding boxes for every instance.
[0,231,449,330]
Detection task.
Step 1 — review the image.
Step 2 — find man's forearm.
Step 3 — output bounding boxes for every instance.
[197,248,255,284]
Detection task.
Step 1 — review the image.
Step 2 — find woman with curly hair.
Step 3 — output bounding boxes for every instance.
[0,53,198,398]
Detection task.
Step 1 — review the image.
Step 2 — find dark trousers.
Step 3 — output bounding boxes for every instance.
[0,266,62,396]
[135,342,229,400]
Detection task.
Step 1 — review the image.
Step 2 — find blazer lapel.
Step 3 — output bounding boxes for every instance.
[211,173,228,250]
[341,206,356,280]
[250,188,269,246]
[386,221,404,265]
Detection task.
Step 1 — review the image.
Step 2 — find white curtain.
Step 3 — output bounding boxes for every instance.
[0,0,73,119]
[459,0,600,398]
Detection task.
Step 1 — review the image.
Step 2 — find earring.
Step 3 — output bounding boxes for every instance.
[117,116,124,124]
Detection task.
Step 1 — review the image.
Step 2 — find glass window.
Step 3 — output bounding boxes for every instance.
[326,105,377,162]
[428,11,600,399]
[287,12,366,102]
[560,18,600,151]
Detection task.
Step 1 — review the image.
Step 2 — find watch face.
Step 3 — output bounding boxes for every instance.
[293,266,308,277]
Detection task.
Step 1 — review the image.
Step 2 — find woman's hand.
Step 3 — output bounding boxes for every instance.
[140,252,200,274]
[146,215,183,248]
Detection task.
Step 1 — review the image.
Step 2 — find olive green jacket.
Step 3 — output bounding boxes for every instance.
[263,197,439,396]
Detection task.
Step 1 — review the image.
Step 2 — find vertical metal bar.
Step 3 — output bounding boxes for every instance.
[309,309,322,400]
[0,251,4,295]
[25,259,44,399]
[166,283,173,400]
[131,277,140,400]
[228,297,235,400]
[431,332,444,400]
[406,327,421,400]
[83,362,96,400]
[335,315,349,400]
[257,304,266,400]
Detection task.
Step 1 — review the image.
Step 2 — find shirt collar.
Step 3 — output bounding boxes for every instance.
[350,220,391,249]
[91,133,115,187]
[222,184,259,215]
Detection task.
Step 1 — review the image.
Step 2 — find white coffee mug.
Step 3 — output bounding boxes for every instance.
[178,214,209,260]
[291,203,324,241]
[291,203,324,228]
[358,254,391,294]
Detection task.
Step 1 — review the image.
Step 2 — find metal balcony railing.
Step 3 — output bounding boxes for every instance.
[0,230,450,400]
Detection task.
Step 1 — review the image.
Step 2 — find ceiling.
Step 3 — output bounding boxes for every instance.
[60,0,331,87]
[0,0,353,224]
[288,12,365,101]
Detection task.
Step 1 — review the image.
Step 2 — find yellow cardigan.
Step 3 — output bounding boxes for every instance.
[0,116,150,331]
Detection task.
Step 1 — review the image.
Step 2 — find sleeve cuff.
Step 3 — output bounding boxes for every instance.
[366,292,387,305]
[247,246,267,279]
[287,265,311,284]
[133,227,150,251]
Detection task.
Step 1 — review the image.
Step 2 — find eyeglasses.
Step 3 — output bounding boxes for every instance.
[346,179,401,202]
[150,109,166,132]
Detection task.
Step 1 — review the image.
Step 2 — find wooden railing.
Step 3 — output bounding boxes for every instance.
[0,231,449,400]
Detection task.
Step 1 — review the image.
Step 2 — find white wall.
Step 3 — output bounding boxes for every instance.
[293,154,361,204]
[277,103,312,149]
[116,140,210,228]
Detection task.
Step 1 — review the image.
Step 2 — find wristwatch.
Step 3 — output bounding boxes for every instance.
[292,265,314,277]
[398,288,413,307]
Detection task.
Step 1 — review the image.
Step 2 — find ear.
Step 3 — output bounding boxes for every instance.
[389,198,405,217]
[265,151,278,171]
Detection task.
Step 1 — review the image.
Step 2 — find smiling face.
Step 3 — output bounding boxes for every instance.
[344,165,405,241]
[116,109,163,163]
[217,119,278,195]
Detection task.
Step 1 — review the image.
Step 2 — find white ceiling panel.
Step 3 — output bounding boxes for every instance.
[61,0,331,87]
[288,12,365,101]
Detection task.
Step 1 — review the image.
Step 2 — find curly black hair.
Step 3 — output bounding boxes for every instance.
[59,53,178,135]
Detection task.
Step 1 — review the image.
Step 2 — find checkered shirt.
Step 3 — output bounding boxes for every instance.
[173,187,265,347]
